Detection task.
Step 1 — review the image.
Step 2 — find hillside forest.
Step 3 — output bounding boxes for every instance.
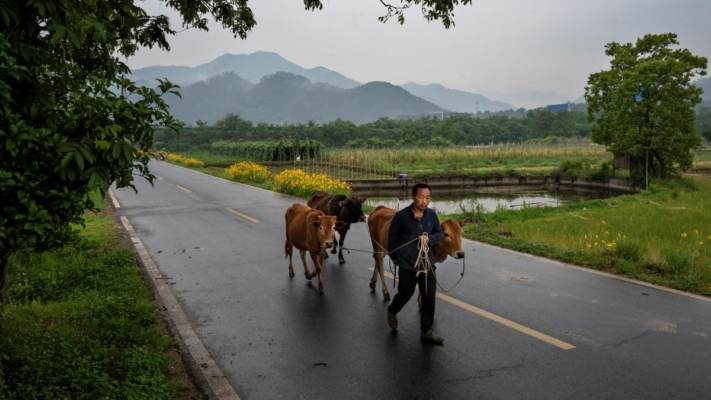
[155,105,711,151]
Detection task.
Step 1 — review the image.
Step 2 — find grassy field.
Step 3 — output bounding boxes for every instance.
[445,176,711,296]
[0,196,200,399]
[174,142,614,180]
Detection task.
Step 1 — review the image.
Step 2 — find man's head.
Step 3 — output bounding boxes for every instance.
[411,183,432,212]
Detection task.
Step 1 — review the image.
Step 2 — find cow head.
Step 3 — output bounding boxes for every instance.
[311,215,339,249]
[338,196,367,224]
[433,219,466,264]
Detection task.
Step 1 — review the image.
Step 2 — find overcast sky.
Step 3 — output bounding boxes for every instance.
[129,0,711,108]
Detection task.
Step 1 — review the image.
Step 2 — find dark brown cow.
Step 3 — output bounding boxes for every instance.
[307,191,367,265]
[285,203,344,294]
[367,206,466,300]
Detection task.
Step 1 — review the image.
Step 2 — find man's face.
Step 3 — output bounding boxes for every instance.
[412,187,431,212]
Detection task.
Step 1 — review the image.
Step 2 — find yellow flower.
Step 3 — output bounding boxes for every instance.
[585,244,592,249]
[606,243,613,248]
[601,220,606,225]
[681,233,687,238]
[695,230,699,235]
[699,242,704,246]
[595,234,599,239]
[604,231,609,236]
[584,235,588,239]
[708,235,711,240]
[594,242,598,246]
[601,239,606,244]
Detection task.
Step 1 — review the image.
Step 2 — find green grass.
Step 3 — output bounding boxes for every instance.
[0,196,192,399]
[445,176,711,296]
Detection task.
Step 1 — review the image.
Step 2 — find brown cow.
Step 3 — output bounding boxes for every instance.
[285,203,344,294]
[367,206,466,300]
[307,191,367,265]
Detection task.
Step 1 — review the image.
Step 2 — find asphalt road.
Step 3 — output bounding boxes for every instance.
[113,161,711,400]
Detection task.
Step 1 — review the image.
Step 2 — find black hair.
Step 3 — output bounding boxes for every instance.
[411,183,431,197]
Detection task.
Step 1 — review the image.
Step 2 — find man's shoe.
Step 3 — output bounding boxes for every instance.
[387,311,398,331]
[420,330,444,344]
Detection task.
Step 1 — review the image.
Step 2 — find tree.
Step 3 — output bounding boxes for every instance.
[0,0,474,301]
[585,33,707,182]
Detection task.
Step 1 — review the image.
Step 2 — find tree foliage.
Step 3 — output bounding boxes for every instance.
[585,33,708,180]
[0,0,474,289]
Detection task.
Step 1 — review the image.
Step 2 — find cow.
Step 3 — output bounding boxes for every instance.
[285,203,344,294]
[367,206,466,300]
[307,191,367,265]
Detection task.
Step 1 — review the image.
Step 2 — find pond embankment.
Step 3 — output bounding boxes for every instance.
[349,176,642,197]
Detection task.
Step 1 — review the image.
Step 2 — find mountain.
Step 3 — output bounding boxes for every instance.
[695,77,711,101]
[165,72,254,124]
[164,72,445,125]
[131,51,361,89]
[400,82,516,113]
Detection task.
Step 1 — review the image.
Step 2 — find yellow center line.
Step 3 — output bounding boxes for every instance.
[375,268,575,351]
[227,208,260,224]
[176,185,191,193]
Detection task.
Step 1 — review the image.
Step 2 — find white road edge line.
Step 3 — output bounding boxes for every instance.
[119,216,241,400]
[108,188,120,209]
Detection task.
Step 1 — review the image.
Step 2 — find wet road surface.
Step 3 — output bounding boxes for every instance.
[113,162,711,400]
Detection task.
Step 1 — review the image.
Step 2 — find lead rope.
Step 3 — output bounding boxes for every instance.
[343,233,466,292]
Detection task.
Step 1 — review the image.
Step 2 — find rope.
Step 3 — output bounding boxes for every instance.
[341,233,466,293]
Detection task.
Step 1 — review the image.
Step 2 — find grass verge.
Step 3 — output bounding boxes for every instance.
[445,176,711,296]
[0,195,201,399]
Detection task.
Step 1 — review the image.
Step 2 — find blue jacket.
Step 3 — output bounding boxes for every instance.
[387,204,443,272]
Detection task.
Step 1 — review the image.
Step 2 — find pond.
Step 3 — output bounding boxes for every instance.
[364,189,598,215]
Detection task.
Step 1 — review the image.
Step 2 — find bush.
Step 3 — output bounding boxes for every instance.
[272,169,351,198]
[223,161,271,183]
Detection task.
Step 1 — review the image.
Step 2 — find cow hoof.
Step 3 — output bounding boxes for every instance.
[289,272,295,278]
[330,248,337,255]
[338,259,346,265]
[305,274,312,281]
[384,293,390,301]
[323,252,329,258]
[319,288,324,295]
[369,281,376,291]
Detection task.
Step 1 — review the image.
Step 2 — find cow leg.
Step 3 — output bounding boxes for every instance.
[336,226,350,264]
[369,245,390,300]
[309,251,324,294]
[299,250,312,280]
[286,240,295,277]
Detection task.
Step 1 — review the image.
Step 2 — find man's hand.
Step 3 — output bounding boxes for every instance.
[421,234,429,245]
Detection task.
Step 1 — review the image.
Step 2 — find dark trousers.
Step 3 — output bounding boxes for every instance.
[387,267,436,333]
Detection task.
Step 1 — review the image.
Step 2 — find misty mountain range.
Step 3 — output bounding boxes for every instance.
[131,51,710,125]
[131,51,523,124]
[163,71,449,125]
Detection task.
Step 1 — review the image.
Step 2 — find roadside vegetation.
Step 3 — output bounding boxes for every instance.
[446,176,711,296]
[0,195,199,399]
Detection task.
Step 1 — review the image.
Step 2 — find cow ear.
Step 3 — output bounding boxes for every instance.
[359,197,367,203]
[338,200,346,207]
[335,221,347,229]
[459,218,471,227]
[311,221,321,227]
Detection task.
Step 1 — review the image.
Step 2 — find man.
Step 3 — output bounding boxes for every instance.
[386,183,444,344]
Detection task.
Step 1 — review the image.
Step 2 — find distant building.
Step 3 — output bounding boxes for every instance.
[546,102,571,113]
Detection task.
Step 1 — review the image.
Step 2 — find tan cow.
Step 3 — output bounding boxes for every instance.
[285,203,344,294]
[367,206,466,300]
